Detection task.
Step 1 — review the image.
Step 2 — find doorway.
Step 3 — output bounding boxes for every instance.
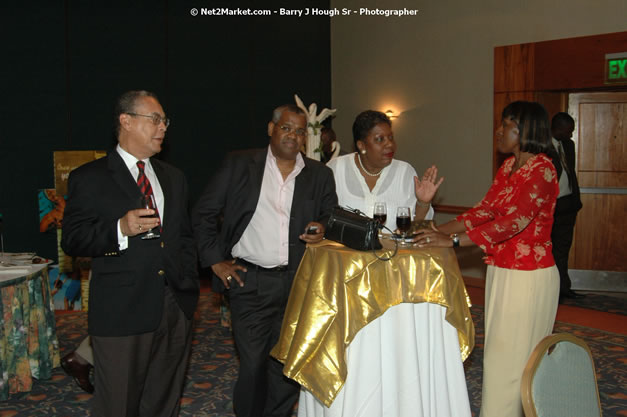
[568,92,627,289]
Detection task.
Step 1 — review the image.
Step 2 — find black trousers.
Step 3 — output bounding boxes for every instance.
[227,266,300,417]
[91,287,193,417]
[551,211,578,294]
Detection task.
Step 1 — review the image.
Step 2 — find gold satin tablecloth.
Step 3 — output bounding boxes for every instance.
[271,240,475,407]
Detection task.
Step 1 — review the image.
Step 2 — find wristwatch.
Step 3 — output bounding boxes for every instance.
[450,233,460,247]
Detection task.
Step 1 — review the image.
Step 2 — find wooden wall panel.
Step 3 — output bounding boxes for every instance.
[494,43,535,93]
[578,102,626,174]
[535,91,568,121]
[570,92,627,187]
[534,32,627,91]
[578,172,627,188]
[570,194,627,271]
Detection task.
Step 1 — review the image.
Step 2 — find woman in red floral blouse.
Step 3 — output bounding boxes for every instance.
[414,101,560,417]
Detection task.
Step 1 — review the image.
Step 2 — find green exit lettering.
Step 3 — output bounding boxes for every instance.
[608,59,627,80]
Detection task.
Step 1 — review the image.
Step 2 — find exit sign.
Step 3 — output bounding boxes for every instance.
[606,52,627,84]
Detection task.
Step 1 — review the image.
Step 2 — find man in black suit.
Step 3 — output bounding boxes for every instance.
[62,90,199,417]
[193,104,337,417]
[551,112,584,300]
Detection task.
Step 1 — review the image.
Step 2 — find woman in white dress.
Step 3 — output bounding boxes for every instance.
[327,110,443,228]
[301,111,472,417]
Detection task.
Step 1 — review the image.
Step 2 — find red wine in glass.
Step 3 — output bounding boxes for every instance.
[396,206,411,239]
[141,194,160,240]
[373,202,387,227]
[373,213,387,225]
[396,216,411,233]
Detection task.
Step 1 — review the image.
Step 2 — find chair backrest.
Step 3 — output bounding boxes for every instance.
[521,333,602,417]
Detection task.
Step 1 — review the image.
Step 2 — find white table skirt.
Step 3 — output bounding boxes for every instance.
[0,264,48,283]
[298,303,471,417]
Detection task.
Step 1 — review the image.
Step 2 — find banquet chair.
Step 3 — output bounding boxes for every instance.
[521,333,602,417]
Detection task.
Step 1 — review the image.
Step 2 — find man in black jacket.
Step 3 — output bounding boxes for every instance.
[551,112,584,300]
[193,104,337,417]
[62,90,198,417]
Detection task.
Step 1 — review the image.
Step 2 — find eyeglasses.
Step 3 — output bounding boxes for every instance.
[279,124,307,137]
[127,112,170,127]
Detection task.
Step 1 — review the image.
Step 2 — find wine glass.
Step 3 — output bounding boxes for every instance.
[396,206,411,242]
[373,202,387,227]
[140,194,160,240]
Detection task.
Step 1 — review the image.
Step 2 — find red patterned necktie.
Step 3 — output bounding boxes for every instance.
[136,161,161,221]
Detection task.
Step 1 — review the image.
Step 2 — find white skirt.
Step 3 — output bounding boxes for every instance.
[480,265,559,417]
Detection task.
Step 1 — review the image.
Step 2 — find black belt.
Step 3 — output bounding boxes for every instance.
[237,258,289,272]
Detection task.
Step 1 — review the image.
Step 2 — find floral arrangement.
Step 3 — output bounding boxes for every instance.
[294,94,337,161]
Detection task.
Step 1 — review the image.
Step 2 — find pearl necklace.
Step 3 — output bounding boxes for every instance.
[357,153,383,177]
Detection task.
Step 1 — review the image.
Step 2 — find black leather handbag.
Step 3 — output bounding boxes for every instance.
[324,206,382,251]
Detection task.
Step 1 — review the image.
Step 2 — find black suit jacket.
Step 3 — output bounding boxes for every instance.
[61,150,199,337]
[192,148,337,292]
[554,137,583,215]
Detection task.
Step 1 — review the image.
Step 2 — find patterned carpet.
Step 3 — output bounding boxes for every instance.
[560,292,627,316]
[1,292,625,417]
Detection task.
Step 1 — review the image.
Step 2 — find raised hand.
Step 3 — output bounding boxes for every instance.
[414,165,444,204]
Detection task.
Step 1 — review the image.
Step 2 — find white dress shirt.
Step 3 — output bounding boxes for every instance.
[116,144,165,250]
[231,147,305,268]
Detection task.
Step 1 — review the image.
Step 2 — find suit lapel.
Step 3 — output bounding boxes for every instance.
[292,158,311,215]
[107,150,143,205]
[246,149,267,211]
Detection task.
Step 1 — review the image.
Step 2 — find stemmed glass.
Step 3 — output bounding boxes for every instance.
[373,202,387,227]
[140,195,160,240]
[396,206,411,243]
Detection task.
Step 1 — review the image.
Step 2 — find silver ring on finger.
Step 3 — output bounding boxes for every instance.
[426,237,430,243]
[138,224,143,231]
[226,275,233,282]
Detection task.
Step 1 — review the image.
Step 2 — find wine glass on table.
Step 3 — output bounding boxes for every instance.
[140,194,160,240]
[396,206,411,244]
[373,202,387,227]
[373,202,387,239]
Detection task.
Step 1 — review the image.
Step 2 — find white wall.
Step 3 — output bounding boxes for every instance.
[330,0,627,277]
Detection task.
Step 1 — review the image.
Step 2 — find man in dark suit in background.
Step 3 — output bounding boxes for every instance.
[62,90,199,417]
[551,112,584,301]
[193,104,337,417]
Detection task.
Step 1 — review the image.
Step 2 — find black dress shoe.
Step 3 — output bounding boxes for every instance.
[61,351,94,394]
[561,289,585,299]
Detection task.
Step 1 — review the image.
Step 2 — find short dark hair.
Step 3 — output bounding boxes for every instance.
[551,112,575,130]
[321,126,336,141]
[352,110,391,149]
[272,104,306,123]
[114,90,159,137]
[501,101,551,155]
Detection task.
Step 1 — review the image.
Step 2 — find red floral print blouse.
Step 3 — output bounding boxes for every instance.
[456,154,559,270]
